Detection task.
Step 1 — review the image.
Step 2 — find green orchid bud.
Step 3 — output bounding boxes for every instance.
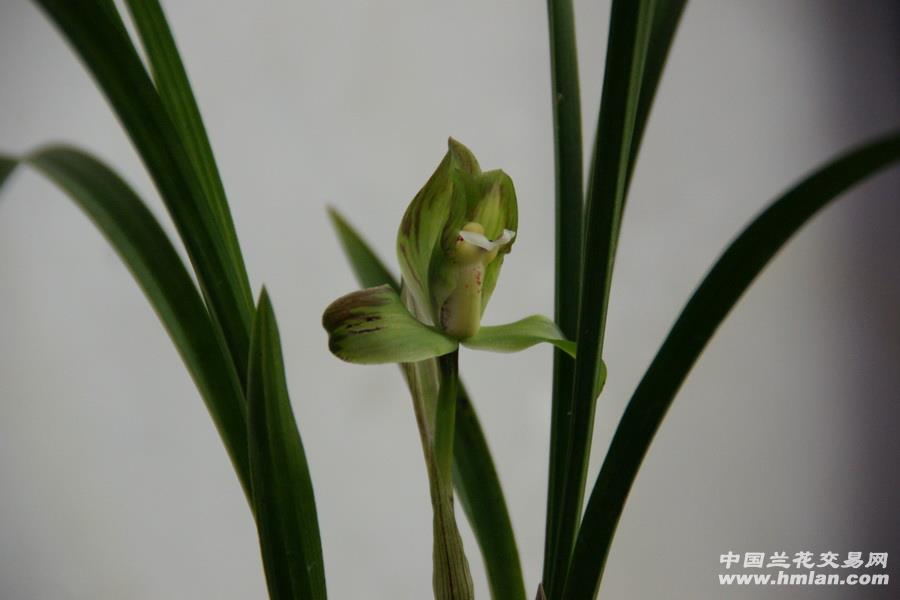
[397,139,518,338]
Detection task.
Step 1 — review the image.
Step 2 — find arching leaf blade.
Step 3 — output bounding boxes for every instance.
[122,0,249,289]
[627,0,688,189]
[327,207,397,289]
[563,133,900,599]
[30,0,254,385]
[0,146,251,498]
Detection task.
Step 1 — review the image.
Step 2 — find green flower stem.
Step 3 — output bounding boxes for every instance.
[431,350,474,600]
[435,351,460,484]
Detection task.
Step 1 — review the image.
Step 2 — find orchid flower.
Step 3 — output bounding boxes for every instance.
[323,138,575,363]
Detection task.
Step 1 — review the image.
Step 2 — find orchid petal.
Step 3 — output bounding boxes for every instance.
[461,315,576,357]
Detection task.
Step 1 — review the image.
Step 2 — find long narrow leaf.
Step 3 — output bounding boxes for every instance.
[0,146,250,497]
[452,387,526,600]
[547,2,657,596]
[327,207,396,288]
[248,289,326,600]
[544,1,585,588]
[122,0,249,290]
[31,0,254,383]
[563,133,900,599]
[548,4,686,590]
[626,0,687,189]
[328,208,526,600]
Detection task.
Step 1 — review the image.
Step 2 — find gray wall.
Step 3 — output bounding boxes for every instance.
[0,1,897,598]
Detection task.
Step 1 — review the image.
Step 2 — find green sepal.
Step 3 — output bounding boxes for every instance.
[397,140,475,323]
[322,285,458,364]
[462,315,576,358]
[397,139,518,329]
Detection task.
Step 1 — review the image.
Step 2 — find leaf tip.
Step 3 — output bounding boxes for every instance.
[256,286,272,312]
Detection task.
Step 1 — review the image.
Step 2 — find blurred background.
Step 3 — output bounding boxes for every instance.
[1,1,898,598]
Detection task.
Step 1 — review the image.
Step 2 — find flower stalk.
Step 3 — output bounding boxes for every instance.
[430,350,474,599]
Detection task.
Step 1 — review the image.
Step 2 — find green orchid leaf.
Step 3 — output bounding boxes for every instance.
[546,1,658,594]
[122,0,249,287]
[327,207,397,289]
[544,4,687,589]
[0,157,14,182]
[627,0,688,192]
[564,133,900,600]
[544,0,585,593]
[462,315,576,357]
[248,290,327,600]
[31,0,255,387]
[323,285,458,364]
[452,386,527,600]
[0,146,250,498]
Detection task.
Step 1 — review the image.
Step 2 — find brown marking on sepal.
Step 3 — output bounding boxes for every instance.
[322,285,393,331]
[349,327,383,335]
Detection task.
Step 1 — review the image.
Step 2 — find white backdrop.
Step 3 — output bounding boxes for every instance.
[1,1,898,598]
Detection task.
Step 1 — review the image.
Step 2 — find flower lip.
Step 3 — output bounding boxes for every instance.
[457,228,516,252]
